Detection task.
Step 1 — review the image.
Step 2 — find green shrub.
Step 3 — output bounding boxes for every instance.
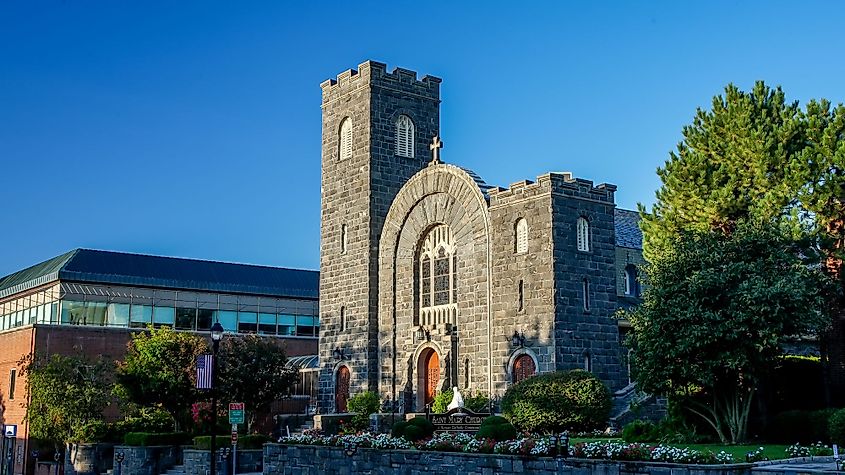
[347,392,381,431]
[476,416,517,441]
[392,416,435,442]
[193,434,270,450]
[123,432,191,446]
[432,388,492,414]
[830,409,845,445]
[769,409,834,443]
[501,370,611,433]
[622,420,659,442]
[768,356,826,412]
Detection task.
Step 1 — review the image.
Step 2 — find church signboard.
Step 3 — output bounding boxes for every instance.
[427,408,489,433]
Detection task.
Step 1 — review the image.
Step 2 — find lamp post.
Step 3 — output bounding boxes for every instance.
[210,322,224,475]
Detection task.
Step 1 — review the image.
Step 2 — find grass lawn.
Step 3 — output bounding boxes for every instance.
[570,439,791,461]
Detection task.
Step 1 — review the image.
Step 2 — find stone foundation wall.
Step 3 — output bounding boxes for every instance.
[112,445,182,475]
[184,448,263,475]
[263,444,753,475]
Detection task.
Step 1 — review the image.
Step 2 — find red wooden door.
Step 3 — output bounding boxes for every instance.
[424,351,440,405]
[512,354,536,384]
[335,366,350,412]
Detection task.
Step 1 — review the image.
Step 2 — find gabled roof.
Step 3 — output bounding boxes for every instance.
[615,209,643,250]
[0,249,319,300]
[457,166,495,197]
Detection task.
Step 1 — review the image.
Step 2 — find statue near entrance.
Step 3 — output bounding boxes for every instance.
[446,386,464,411]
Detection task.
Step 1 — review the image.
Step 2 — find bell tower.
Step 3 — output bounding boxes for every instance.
[318,60,441,412]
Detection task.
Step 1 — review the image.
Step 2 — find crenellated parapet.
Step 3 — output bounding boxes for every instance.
[489,172,616,207]
[320,60,441,105]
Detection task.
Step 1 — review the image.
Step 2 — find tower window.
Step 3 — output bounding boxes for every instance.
[582,278,590,311]
[9,368,16,400]
[518,279,524,312]
[395,115,415,158]
[624,264,639,297]
[584,352,592,372]
[341,224,347,254]
[339,306,346,332]
[515,218,528,254]
[576,216,590,252]
[339,117,353,160]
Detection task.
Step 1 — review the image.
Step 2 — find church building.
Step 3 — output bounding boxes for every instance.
[318,60,642,414]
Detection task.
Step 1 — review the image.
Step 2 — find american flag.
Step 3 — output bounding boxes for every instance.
[196,354,213,389]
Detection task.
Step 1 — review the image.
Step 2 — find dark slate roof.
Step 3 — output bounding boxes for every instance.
[0,249,319,300]
[615,209,643,250]
[458,166,495,197]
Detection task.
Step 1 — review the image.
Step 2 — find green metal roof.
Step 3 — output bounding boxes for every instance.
[0,249,318,300]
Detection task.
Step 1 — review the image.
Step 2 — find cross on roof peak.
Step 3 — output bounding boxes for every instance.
[429,136,444,164]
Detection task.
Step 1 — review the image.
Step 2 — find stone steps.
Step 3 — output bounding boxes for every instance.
[164,464,186,475]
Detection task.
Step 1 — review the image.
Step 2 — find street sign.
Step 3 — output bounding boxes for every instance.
[3,425,16,438]
[231,429,238,444]
[228,402,245,425]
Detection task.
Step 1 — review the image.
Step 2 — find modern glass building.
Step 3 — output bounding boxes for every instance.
[0,248,320,336]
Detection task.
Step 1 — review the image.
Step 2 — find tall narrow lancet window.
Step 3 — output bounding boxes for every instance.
[339,306,346,332]
[339,117,353,160]
[517,279,524,312]
[417,225,457,328]
[515,218,528,254]
[340,224,348,254]
[582,278,591,311]
[576,216,590,252]
[624,264,639,297]
[395,115,415,158]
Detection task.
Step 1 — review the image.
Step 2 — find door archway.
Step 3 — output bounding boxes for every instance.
[416,348,440,410]
[512,354,536,384]
[335,365,350,412]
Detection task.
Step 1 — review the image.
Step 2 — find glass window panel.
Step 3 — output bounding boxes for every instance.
[278,314,296,336]
[84,302,108,326]
[198,293,218,309]
[217,310,238,332]
[175,307,196,330]
[130,304,153,328]
[153,307,175,327]
[314,316,320,337]
[238,312,257,334]
[50,302,59,324]
[258,313,276,335]
[197,309,213,331]
[61,301,85,325]
[108,303,130,327]
[296,315,315,337]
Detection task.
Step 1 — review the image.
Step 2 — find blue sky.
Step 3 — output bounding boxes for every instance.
[1,1,844,276]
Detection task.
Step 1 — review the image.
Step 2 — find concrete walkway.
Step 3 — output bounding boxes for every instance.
[752,456,841,474]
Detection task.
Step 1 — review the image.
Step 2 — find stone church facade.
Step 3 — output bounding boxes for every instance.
[318,60,642,414]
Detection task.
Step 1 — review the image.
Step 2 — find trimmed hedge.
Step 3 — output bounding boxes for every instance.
[193,434,271,450]
[830,409,845,445]
[768,409,834,444]
[501,370,611,433]
[476,416,517,442]
[391,417,434,442]
[123,432,192,447]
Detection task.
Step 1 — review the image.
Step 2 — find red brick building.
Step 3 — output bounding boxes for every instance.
[0,249,319,475]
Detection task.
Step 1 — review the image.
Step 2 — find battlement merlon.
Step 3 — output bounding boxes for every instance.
[489,172,616,205]
[320,60,442,104]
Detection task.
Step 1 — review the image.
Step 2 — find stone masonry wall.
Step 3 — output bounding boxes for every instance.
[549,173,626,391]
[318,60,441,412]
[263,444,754,475]
[488,177,556,397]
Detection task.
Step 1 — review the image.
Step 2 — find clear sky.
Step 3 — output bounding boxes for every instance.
[1,1,843,276]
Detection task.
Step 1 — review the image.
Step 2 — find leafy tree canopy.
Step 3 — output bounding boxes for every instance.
[626,224,835,442]
[217,335,297,431]
[20,353,113,447]
[115,326,208,429]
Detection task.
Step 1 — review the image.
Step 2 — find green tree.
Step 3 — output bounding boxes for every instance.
[115,326,208,429]
[625,225,834,443]
[640,81,806,262]
[216,335,297,432]
[19,353,112,448]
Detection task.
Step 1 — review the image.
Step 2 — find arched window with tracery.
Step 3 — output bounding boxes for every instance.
[515,218,528,254]
[577,216,590,252]
[339,117,353,160]
[416,225,457,328]
[512,354,536,384]
[395,115,415,158]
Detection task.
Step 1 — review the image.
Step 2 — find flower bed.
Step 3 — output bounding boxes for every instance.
[279,432,739,464]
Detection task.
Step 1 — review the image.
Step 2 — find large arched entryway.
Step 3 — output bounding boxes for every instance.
[335,365,350,412]
[416,348,440,410]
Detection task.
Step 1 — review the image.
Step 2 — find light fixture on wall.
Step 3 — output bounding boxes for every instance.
[416,326,431,342]
[511,330,526,348]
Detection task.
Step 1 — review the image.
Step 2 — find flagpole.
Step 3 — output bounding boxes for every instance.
[210,322,224,475]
